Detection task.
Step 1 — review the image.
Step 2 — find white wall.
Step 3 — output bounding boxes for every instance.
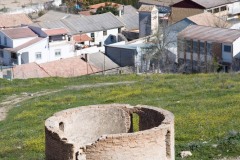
[19,39,74,64]
[228,2,240,15]
[19,38,49,64]
[233,37,240,58]
[52,0,62,7]
[86,28,119,46]
[48,41,75,61]
[13,37,37,48]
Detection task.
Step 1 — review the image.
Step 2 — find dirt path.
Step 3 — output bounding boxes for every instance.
[0,81,135,121]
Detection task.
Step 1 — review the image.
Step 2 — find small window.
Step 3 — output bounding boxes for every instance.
[0,50,3,58]
[186,40,192,52]
[11,52,17,59]
[90,33,94,38]
[207,43,212,55]
[200,42,205,55]
[193,41,198,53]
[118,28,121,33]
[207,9,212,13]
[36,52,42,59]
[55,49,61,56]
[224,45,232,52]
[103,30,107,36]
[221,6,227,11]
[4,37,7,46]
[213,8,219,13]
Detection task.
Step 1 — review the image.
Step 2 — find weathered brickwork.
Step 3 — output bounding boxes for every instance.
[45,104,174,160]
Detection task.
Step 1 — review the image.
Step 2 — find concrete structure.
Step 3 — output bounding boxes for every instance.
[139,5,159,38]
[166,12,231,60]
[45,104,175,160]
[177,25,240,72]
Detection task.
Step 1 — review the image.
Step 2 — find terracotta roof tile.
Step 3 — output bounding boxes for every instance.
[40,56,100,77]
[13,63,49,79]
[12,56,101,79]
[43,28,69,36]
[73,34,92,42]
[1,27,37,39]
[0,13,33,28]
[79,11,92,16]
[187,12,231,28]
[89,2,120,9]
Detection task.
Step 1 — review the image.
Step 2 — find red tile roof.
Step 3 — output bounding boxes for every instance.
[43,28,69,36]
[73,34,92,42]
[12,56,101,79]
[2,27,37,39]
[13,63,49,79]
[40,57,100,77]
[0,13,33,28]
[89,2,120,9]
[79,11,92,16]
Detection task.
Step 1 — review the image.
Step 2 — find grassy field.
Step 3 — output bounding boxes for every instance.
[0,73,240,159]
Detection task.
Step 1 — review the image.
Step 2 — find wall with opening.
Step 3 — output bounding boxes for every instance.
[45,104,174,160]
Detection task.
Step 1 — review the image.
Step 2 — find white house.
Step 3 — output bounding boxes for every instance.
[177,25,240,72]
[33,12,124,54]
[0,26,75,66]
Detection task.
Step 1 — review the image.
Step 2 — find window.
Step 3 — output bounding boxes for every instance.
[221,6,227,11]
[207,9,213,13]
[207,43,212,55]
[11,52,17,59]
[213,8,219,13]
[224,45,232,52]
[4,37,7,46]
[103,30,107,36]
[55,49,61,56]
[36,52,42,59]
[200,42,205,55]
[193,41,198,53]
[90,33,95,42]
[186,40,192,52]
[0,50,3,58]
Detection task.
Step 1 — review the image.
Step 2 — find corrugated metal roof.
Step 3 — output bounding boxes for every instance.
[32,12,124,35]
[118,5,139,31]
[178,25,240,43]
[89,52,119,70]
[36,10,83,22]
[43,28,68,36]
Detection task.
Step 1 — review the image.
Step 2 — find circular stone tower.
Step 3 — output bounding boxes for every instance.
[45,104,174,160]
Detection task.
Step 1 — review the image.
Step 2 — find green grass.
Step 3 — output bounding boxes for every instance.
[0,73,240,159]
